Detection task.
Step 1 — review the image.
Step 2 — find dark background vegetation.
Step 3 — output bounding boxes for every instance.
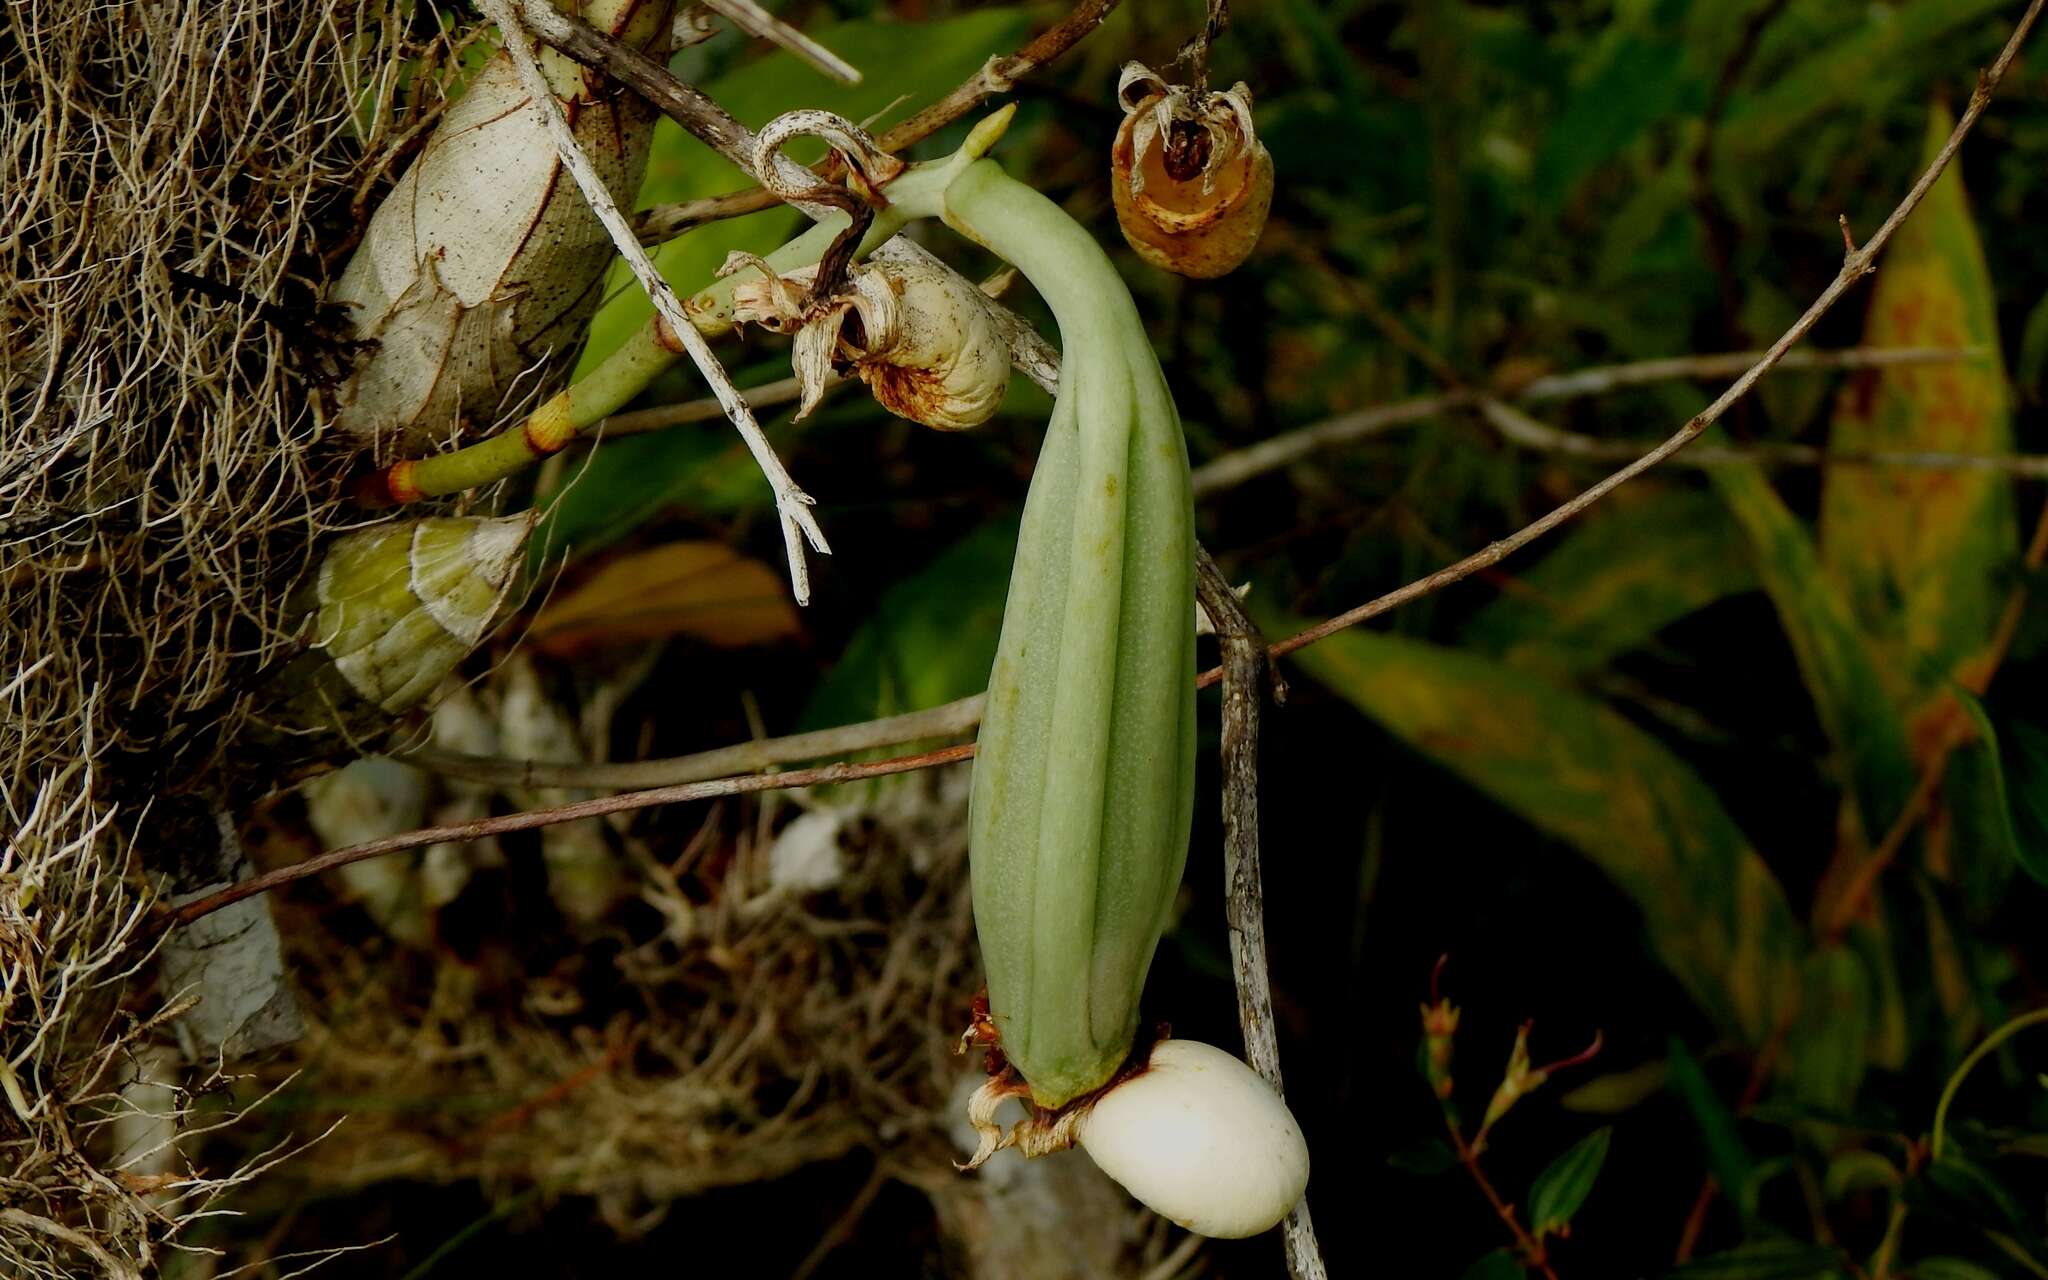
[263,1,2048,1275]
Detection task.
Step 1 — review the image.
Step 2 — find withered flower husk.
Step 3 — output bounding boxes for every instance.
[1110,62,1273,279]
[250,514,530,753]
[724,251,1009,431]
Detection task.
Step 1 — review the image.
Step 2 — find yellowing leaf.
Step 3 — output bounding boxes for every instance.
[1281,623,1803,1047]
[1712,462,1915,847]
[529,542,798,658]
[1461,488,1755,679]
[1819,103,2016,724]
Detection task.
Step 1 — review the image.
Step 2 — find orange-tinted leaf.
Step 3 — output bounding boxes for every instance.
[530,542,798,658]
[1819,103,2016,723]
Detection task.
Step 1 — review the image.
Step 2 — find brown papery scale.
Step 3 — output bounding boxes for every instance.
[1110,61,1273,279]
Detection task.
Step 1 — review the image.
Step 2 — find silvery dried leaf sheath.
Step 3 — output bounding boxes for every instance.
[319,515,530,712]
[939,158,1198,1110]
[330,0,672,454]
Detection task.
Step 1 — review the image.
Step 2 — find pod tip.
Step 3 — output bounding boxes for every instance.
[963,103,1017,160]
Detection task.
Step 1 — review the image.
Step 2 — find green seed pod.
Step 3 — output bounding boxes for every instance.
[330,0,672,453]
[942,160,1196,1109]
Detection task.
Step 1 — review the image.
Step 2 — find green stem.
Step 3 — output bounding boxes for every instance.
[1931,1005,2048,1160]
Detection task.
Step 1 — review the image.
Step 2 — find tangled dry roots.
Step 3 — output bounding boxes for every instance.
[1,1,442,1270]
[3,4,1147,1273]
[255,767,987,1231]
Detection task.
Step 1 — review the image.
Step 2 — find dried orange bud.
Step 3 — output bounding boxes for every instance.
[1110,63,1272,279]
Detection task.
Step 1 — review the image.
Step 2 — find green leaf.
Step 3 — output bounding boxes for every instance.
[1914,872,1995,1063]
[1387,1136,1459,1176]
[1719,0,2015,165]
[1913,1153,2048,1265]
[2002,720,2048,886]
[577,9,1034,375]
[1710,461,1916,846]
[1665,1038,1758,1226]
[1532,33,1694,209]
[1282,625,1803,1045]
[1920,1151,2029,1234]
[528,420,744,569]
[1460,1249,1529,1280]
[1951,695,2048,890]
[1559,1060,1670,1115]
[1782,943,1874,1111]
[1910,1259,2002,1280]
[1527,1127,1611,1241]
[1663,1243,1849,1279]
[1460,489,1755,680]
[800,516,1018,731]
[1821,1149,1901,1201]
[1819,104,2017,717]
[2018,291,2048,405]
[1937,732,2022,915]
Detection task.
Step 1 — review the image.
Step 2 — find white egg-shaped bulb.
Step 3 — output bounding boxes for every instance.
[1077,1039,1309,1238]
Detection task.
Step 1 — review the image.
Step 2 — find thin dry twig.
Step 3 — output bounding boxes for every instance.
[701,0,861,85]
[630,0,1124,243]
[1187,346,1984,496]
[1444,1125,1562,1280]
[1194,550,1325,1280]
[484,0,830,603]
[1477,395,2048,479]
[784,1166,889,1280]
[520,0,849,211]
[171,744,977,926]
[597,345,1994,487]
[409,694,986,791]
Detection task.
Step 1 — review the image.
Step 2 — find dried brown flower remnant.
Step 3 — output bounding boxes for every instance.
[725,252,1009,430]
[1110,61,1272,279]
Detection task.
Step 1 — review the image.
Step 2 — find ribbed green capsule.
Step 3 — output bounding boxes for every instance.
[944,161,1197,1109]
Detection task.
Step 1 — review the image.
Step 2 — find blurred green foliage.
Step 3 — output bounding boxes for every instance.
[468,0,2048,1274]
